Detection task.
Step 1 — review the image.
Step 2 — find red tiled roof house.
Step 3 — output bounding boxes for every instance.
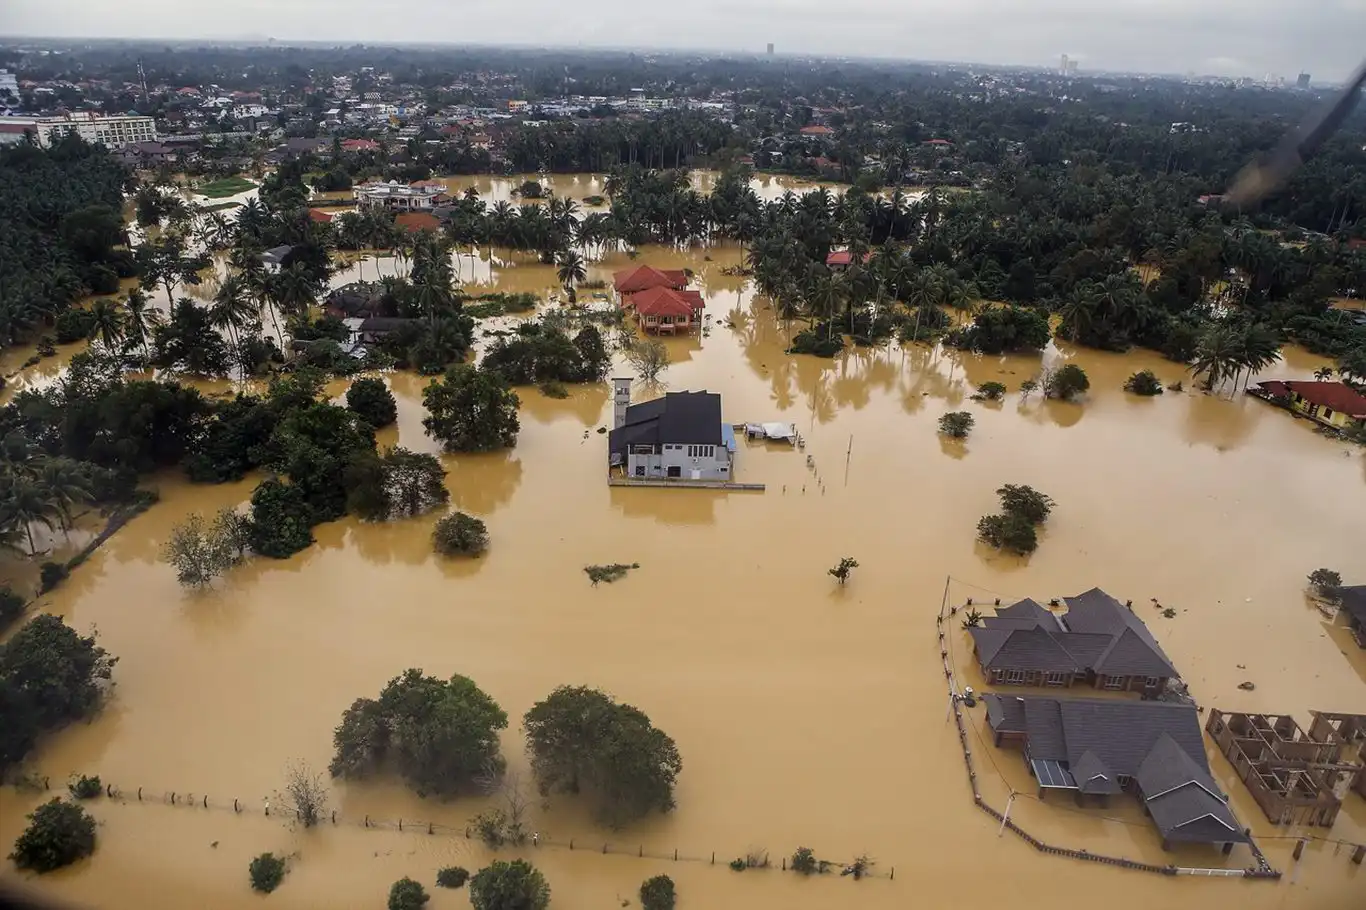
[612,266,700,334]
[1251,380,1366,430]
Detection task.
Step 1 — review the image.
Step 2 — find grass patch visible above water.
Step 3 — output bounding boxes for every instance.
[195,176,257,198]
[585,563,639,585]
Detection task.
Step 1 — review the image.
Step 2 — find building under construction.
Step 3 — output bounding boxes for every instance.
[1206,710,1366,827]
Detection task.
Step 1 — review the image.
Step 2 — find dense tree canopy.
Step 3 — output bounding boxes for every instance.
[330,668,508,798]
[523,686,681,827]
[422,366,521,452]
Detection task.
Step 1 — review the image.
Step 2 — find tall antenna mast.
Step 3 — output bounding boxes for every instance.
[137,58,149,105]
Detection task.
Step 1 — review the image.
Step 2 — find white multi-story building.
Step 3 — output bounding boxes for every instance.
[3,112,157,149]
[353,179,448,211]
[0,70,19,104]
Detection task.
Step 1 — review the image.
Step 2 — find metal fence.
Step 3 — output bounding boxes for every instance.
[52,779,895,882]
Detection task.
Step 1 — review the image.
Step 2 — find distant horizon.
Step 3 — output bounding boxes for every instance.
[0,33,1345,87]
[2,0,1361,82]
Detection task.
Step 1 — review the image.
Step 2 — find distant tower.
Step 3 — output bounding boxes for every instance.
[1297,72,1312,89]
[137,58,149,105]
[613,378,632,429]
[1060,54,1069,76]
[767,43,775,56]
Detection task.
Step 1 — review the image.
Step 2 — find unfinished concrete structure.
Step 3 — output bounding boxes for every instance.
[1308,712,1366,800]
[1206,710,1363,827]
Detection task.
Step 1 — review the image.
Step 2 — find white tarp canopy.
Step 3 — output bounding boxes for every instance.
[746,422,797,441]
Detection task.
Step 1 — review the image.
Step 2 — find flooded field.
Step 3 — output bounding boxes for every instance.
[3,240,1366,910]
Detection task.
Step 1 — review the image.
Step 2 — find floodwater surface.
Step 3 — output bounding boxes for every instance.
[2,244,1366,910]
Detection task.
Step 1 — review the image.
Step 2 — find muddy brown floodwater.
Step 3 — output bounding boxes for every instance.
[3,242,1366,910]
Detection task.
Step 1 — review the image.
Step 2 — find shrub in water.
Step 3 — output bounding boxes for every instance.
[1123,370,1163,396]
[249,852,287,893]
[436,866,470,889]
[433,512,488,557]
[640,874,676,910]
[9,799,97,873]
[388,877,429,910]
[68,775,102,800]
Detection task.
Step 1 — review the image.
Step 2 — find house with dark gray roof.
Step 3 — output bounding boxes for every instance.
[608,381,735,482]
[985,694,1249,851]
[969,589,1177,697]
[1335,585,1366,647]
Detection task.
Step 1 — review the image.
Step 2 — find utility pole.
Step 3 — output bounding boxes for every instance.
[137,58,149,106]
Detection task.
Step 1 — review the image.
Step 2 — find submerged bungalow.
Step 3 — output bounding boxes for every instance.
[608,380,735,481]
[1338,585,1366,647]
[968,589,1178,697]
[1250,380,1366,431]
[986,694,1249,851]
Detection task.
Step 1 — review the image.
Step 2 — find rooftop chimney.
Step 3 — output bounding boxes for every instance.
[612,378,631,429]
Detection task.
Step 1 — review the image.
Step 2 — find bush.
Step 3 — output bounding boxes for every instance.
[54,308,97,345]
[68,775,102,800]
[247,479,314,559]
[538,379,568,398]
[39,561,68,593]
[1124,370,1164,396]
[388,877,429,910]
[996,484,1054,524]
[788,329,844,357]
[162,510,247,587]
[469,860,550,910]
[975,381,1007,400]
[249,852,287,893]
[1044,363,1090,400]
[938,411,974,438]
[584,562,638,585]
[977,512,1039,555]
[36,338,57,358]
[433,512,488,556]
[951,305,1050,354]
[436,866,470,889]
[0,587,24,631]
[828,557,859,585]
[422,366,520,452]
[640,874,676,910]
[791,846,819,875]
[346,377,398,429]
[8,799,97,873]
[1309,568,1343,600]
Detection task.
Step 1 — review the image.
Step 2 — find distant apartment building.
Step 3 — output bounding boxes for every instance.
[0,69,18,104]
[1,112,157,149]
[1297,73,1312,89]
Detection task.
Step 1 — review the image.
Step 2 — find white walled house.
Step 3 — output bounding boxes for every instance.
[608,381,735,482]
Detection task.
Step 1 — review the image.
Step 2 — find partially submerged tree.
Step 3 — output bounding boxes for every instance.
[345,377,398,429]
[996,484,1055,524]
[627,338,670,382]
[1123,370,1164,396]
[640,874,677,910]
[938,411,974,438]
[433,512,488,557]
[523,685,681,827]
[469,860,550,910]
[1043,363,1090,401]
[278,761,328,828]
[249,853,287,893]
[162,509,249,587]
[1309,568,1344,601]
[974,381,1007,401]
[246,479,314,559]
[828,557,859,585]
[330,669,508,798]
[422,366,521,452]
[436,867,470,889]
[388,877,429,910]
[1018,378,1039,401]
[347,447,449,521]
[977,512,1039,555]
[9,799,97,873]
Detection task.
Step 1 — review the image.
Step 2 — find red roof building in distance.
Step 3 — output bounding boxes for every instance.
[395,212,441,234]
[341,138,380,151]
[624,287,705,334]
[613,265,688,295]
[409,179,445,190]
[1253,379,1366,429]
[307,208,334,224]
[924,138,953,147]
[1281,381,1366,418]
[799,125,834,136]
[826,249,873,268]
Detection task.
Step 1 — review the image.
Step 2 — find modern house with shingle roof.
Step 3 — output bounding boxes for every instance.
[985,694,1249,851]
[969,589,1177,696]
[613,265,688,297]
[608,381,735,481]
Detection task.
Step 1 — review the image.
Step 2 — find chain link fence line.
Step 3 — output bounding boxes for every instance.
[62,780,896,882]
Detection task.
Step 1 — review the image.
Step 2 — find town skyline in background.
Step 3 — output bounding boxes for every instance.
[3,0,1363,83]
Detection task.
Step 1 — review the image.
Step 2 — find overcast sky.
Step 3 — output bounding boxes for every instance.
[7,0,1366,81]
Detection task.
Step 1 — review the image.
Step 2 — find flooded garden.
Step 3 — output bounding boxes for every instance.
[3,173,1366,910]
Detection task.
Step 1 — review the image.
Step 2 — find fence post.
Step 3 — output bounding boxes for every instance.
[782,857,786,871]
[569,839,574,851]
[428,822,433,835]
[364,815,369,828]
[170,792,176,805]
[234,798,239,813]
[711,852,715,865]
[137,787,142,801]
[639,845,643,857]
[399,819,403,832]
[890,866,895,880]
[106,784,113,798]
[674,848,678,861]
[602,843,608,854]
[1293,839,1305,861]
[203,795,208,808]
[331,810,336,824]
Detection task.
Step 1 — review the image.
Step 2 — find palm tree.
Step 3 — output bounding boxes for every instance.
[1190,323,1242,391]
[0,474,59,554]
[210,275,257,353]
[556,251,587,302]
[121,289,161,363]
[86,298,127,352]
[1314,366,1335,382]
[34,457,92,539]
